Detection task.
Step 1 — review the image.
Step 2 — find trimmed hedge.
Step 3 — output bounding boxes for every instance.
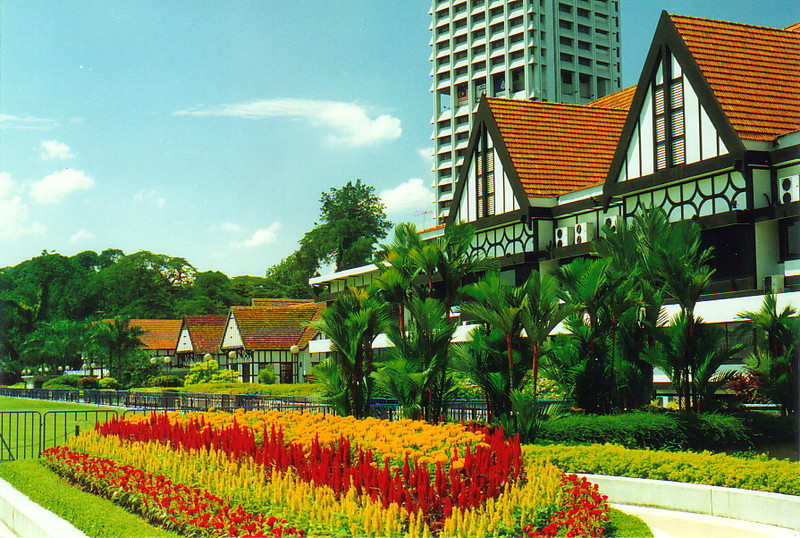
[42,375,82,389]
[537,411,790,451]
[524,444,800,495]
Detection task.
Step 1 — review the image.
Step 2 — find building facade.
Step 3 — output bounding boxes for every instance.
[431,0,622,224]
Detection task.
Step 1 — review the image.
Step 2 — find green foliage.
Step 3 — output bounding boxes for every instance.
[78,376,100,390]
[145,375,183,388]
[90,317,148,385]
[99,377,121,390]
[0,460,177,537]
[307,287,389,418]
[538,411,757,451]
[183,359,240,386]
[736,292,799,415]
[605,508,653,538]
[178,382,323,396]
[258,368,278,384]
[42,374,82,388]
[304,179,392,272]
[524,443,800,495]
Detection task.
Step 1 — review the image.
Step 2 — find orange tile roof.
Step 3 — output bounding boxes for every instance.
[784,21,800,32]
[128,319,182,351]
[588,85,637,110]
[231,302,325,351]
[250,298,314,307]
[183,315,227,355]
[671,14,800,141]
[485,98,628,198]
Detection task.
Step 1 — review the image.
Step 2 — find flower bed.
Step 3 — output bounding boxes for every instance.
[44,410,610,537]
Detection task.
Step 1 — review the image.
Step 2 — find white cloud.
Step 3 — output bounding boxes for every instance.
[30,169,94,204]
[69,229,95,244]
[212,222,244,233]
[0,196,46,241]
[133,189,167,208]
[0,172,18,198]
[232,222,281,249]
[380,178,435,215]
[0,113,60,130]
[418,147,434,165]
[40,140,74,160]
[176,98,402,147]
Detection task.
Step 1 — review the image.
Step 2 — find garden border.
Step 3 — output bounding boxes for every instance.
[581,473,800,531]
[0,476,86,537]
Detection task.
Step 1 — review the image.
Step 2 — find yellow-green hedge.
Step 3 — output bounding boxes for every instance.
[524,444,800,495]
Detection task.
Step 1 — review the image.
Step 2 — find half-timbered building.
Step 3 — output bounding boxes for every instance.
[175,315,228,366]
[219,299,325,383]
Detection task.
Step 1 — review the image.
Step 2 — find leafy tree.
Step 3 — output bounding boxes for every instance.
[301,179,392,272]
[93,251,196,318]
[176,271,248,316]
[264,250,318,298]
[21,319,88,369]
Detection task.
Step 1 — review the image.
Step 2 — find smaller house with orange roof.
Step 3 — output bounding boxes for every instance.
[127,319,183,361]
[175,315,228,366]
[219,299,325,383]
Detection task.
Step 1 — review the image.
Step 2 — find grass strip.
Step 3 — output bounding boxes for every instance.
[606,508,653,537]
[0,459,177,537]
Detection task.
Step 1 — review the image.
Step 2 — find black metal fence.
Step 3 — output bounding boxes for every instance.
[0,409,120,461]
[0,387,495,420]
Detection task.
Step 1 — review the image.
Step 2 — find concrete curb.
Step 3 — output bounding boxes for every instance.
[582,473,800,531]
[0,476,86,538]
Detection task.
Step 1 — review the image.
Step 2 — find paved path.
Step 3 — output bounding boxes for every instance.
[613,504,800,538]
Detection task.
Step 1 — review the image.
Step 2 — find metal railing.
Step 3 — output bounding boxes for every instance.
[0,409,120,461]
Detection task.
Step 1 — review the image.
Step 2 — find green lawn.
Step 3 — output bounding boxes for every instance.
[0,459,177,537]
[0,396,120,460]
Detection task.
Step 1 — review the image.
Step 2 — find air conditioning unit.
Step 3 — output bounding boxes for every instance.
[602,215,619,235]
[574,222,595,244]
[764,274,785,293]
[778,175,800,204]
[555,226,574,248]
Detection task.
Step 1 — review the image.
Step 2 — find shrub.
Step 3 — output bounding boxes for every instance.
[79,376,100,390]
[258,368,278,385]
[144,375,182,388]
[538,411,754,451]
[524,443,800,495]
[42,375,81,389]
[183,359,240,386]
[99,377,122,390]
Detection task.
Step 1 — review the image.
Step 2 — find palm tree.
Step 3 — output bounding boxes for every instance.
[519,270,570,395]
[460,271,526,389]
[306,287,389,418]
[90,317,145,382]
[375,296,457,421]
[737,292,799,415]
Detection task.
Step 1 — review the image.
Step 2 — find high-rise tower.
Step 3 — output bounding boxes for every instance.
[430,0,622,223]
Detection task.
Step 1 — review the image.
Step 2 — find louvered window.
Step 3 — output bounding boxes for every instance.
[474,130,495,219]
[652,70,685,170]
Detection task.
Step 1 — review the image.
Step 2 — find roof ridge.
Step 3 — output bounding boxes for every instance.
[669,13,797,34]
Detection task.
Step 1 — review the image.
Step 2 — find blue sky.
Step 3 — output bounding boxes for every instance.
[1,1,798,277]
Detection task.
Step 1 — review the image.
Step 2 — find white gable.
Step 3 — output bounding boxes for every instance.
[220,313,244,350]
[618,53,729,183]
[176,327,193,353]
[454,128,520,223]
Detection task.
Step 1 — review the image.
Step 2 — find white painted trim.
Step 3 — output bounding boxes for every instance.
[0,477,86,537]
[581,474,800,531]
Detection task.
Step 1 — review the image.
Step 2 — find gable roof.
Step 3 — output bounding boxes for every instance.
[128,319,182,351]
[182,315,227,355]
[484,97,629,198]
[230,302,325,351]
[588,85,637,110]
[250,298,314,308]
[670,14,800,142]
